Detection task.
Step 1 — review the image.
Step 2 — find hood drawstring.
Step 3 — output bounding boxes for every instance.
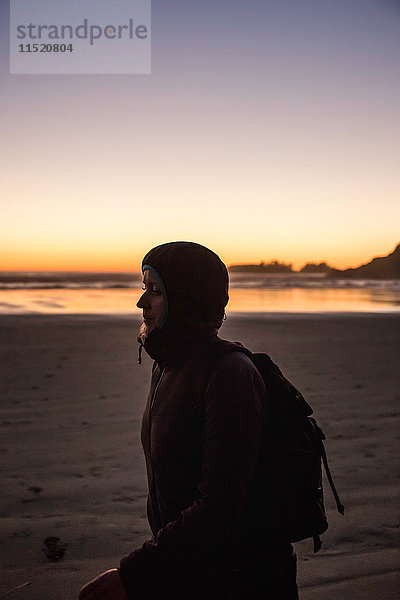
[138,340,143,365]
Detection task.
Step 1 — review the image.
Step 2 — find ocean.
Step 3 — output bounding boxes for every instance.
[0,271,399,314]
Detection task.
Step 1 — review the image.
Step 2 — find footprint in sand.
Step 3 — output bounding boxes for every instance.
[112,496,135,503]
[89,466,103,478]
[12,530,31,538]
[42,536,68,562]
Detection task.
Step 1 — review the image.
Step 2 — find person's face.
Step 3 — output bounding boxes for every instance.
[137,269,165,334]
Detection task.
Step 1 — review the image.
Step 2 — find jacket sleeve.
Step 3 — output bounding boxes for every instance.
[118,354,266,599]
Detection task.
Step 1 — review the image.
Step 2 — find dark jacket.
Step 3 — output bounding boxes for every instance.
[119,336,294,599]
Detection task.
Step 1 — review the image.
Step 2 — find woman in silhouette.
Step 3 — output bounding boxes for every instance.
[79,241,298,600]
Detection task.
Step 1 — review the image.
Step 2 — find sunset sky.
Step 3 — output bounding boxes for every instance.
[1,0,399,272]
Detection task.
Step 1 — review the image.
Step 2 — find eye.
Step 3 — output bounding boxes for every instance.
[141,284,161,294]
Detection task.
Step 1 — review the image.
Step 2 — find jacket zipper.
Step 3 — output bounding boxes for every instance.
[149,367,165,418]
[148,367,164,530]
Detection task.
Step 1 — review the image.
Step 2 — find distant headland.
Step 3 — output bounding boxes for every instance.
[228,243,400,279]
[328,243,400,279]
[229,260,295,274]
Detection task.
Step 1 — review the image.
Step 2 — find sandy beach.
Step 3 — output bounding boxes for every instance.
[1,313,399,599]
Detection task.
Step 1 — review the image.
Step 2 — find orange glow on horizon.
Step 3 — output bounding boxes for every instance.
[0,255,143,273]
[1,242,398,273]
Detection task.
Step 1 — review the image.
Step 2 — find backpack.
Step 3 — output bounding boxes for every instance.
[213,341,344,552]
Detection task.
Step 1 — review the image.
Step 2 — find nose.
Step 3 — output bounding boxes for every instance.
[137,290,149,309]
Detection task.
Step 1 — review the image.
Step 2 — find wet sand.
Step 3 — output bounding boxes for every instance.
[1,314,399,599]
